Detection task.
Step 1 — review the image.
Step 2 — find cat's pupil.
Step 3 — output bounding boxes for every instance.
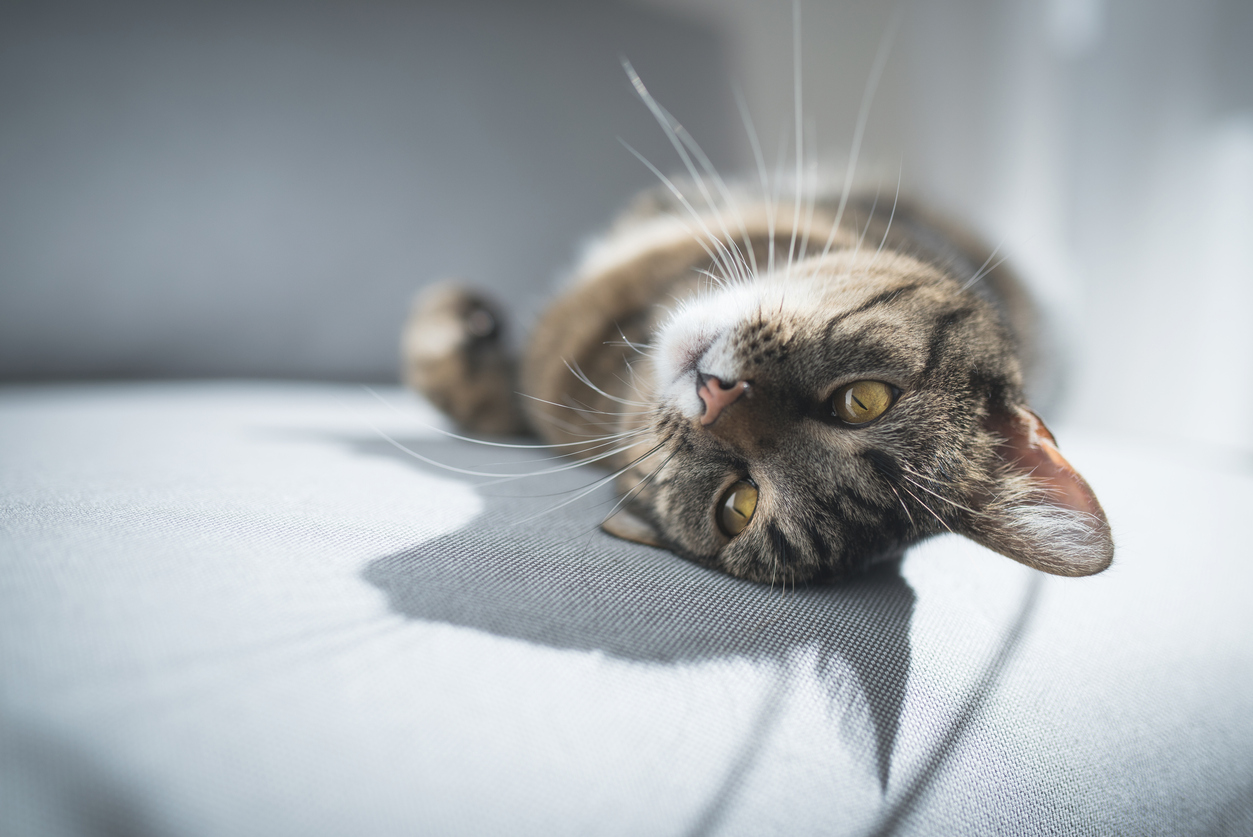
[833,381,896,425]
[717,481,758,538]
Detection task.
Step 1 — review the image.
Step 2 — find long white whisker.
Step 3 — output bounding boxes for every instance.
[658,93,761,281]
[619,141,739,283]
[871,163,903,264]
[769,130,791,276]
[534,442,668,517]
[361,385,633,451]
[733,84,775,279]
[819,7,901,261]
[962,247,1013,291]
[600,446,679,527]
[361,422,577,479]
[519,391,659,419]
[621,63,750,284]
[692,266,733,290]
[901,474,980,516]
[611,324,652,356]
[897,481,954,534]
[854,183,883,257]
[788,0,803,272]
[885,480,916,528]
[477,439,657,486]
[560,395,656,423]
[648,103,757,285]
[798,118,819,261]
[470,429,653,471]
[565,358,652,407]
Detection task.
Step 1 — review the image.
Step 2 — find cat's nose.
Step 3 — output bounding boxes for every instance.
[698,375,747,426]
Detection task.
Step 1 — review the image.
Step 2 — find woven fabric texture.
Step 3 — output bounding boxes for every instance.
[2,382,1251,836]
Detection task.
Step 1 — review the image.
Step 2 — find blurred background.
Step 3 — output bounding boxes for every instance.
[2,0,1250,455]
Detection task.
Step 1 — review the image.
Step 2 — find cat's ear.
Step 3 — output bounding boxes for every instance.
[601,507,666,549]
[964,406,1113,576]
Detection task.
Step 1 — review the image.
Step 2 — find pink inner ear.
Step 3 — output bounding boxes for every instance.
[991,407,1108,523]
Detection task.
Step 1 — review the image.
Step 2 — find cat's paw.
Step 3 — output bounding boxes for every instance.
[402,282,527,435]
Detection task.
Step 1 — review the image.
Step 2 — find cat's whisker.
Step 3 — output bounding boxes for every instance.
[901,474,980,517]
[519,391,658,419]
[599,446,679,530]
[787,1,804,275]
[657,94,762,283]
[797,119,820,262]
[893,460,986,517]
[619,141,743,284]
[532,441,669,517]
[733,84,775,283]
[609,326,652,356]
[561,392,659,421]
[769,128,792,277]
[622,63,754,285]
[731,84,766,268]
[870,164,903,265]
[476,438,660,487]
[506,441,668,502]
[884,480,917,528]
[854,183,884,257]
[470,428,653,471]
[359,385,633,452]
[692,267,734,293]
[660,212,738,292]
[959,233,1007,290]
[818,8,900,263]
[896,482,955,534]
[524,402,655,446]
[361,422,605,480]
[962,247,1014,291]
[893,460,956,486]
[603,340,655,355]
[613,365,653,404]
[627,70,756,286]
[564,359,652,407]
[723,91,769,282]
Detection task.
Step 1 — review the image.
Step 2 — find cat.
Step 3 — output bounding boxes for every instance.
[401,113,1113,588]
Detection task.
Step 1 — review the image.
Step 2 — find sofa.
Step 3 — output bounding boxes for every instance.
[3,381,1251,835]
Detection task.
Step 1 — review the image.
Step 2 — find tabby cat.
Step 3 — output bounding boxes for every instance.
[402,172,1113,587]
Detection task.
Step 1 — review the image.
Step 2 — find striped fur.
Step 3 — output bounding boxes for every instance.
[404,184,1113,584]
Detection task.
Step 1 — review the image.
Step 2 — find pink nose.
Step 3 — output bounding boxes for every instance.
[698,376,748,426]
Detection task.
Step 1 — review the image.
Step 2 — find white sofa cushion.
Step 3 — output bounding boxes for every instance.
[2,382,1251,835]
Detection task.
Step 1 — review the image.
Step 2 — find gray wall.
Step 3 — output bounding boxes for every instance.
[0,0,740,381]
[655,0,1253,454]
[4,0,1252,454]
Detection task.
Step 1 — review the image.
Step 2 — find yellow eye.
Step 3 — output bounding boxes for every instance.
[833,380,897,425]
[717,480,758,538]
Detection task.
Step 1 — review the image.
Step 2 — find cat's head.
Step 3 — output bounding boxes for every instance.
[602,249,1113,584]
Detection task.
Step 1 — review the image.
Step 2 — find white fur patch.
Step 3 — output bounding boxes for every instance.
[653,283,769,421]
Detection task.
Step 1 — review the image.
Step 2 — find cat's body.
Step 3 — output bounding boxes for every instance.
[404,179,1112,585]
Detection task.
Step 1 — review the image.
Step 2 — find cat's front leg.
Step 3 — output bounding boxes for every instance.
[401,283,528,436]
